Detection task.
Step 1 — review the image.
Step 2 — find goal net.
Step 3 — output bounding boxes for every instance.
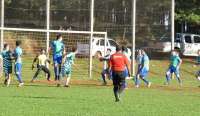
[0,27,107,80]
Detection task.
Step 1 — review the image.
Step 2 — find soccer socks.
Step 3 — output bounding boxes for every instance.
[54,64,61,81]
[16,73,23,83]
[135,75,140,86]
[101,72,107,84]
[113,86,120,101]
[176,75,182,85]
[166,73,171,84]
[141,78,150,85]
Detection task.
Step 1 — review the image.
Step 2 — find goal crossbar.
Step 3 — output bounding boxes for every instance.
[0,27,107,35]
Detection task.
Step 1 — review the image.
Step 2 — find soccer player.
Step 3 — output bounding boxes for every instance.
[60,47,77,87]
[48,34,65,83]
[109,45,131,102]
[135,50,151,88]
[13,40,24,87]
[134,49,142,85]
[165,50,182,86]
[1,44,13,86]
[99,49,112,85]
[31,49,51,82]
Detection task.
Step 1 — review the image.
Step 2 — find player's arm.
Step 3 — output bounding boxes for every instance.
[32,55,38,70]
[45,58,51,64]
[177,58,182,68]
[47,41,54,55]
[108,56,113,72]
[124,56,131,77]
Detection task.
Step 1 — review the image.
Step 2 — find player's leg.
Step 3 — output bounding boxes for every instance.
[54,62,59,81]
[15,63,24,86]
[41,66,51,81]
[6,67,12,87]
[175,69,182,86]
[64,74,71,87]
[140,68,151,87]
[165,67,172,85]
[135,66,142,87]
[196,70,200,81]
[112,72,120,102]
[57,56,63,81]
[101,69,107,85]
[4,68,8,85]
[135,74,140,88]
[31,66,42,82]
[53,55,59,80]
[118,72,126,94]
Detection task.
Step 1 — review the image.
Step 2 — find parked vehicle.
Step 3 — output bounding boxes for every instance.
[147,33,200,56]
[77,37,118,56]
[180,34,200,56]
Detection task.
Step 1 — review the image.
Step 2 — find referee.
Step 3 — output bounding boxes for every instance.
[109,45,131,102]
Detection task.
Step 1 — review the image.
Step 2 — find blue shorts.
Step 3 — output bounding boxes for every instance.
[124,67,129,77]
[15,63,22,74]
[53,55,62,65]
[139,68,149,77]
[168,65,179,75]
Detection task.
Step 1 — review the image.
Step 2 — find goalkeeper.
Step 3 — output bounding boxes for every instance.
[31,49,51,82]
[98,49,112,85]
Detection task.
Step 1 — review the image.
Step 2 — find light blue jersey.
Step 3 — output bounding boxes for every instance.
[141,54,149,71]
[13,47,23,64]
[170,55,181,68]
[62,52,76,76]
[51,40,64,57]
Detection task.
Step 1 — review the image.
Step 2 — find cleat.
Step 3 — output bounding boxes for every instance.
[64,85,70,88]
[18,83,24,87]
[135,85,139,88]
[147,82,152,88]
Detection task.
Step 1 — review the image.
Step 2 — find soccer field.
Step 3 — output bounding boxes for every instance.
[0,58,200,116]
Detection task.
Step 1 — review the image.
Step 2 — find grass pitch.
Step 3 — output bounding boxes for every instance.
[0,58,199,116]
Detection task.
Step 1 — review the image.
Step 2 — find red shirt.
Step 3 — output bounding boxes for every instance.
[109,52,129,72]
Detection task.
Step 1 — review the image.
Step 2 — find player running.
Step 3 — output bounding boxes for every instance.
[165,50,182,86]
[49,34,65,83]
[98,49,112,85]
[31,49,51,82]
[59,47,77,87]
[13,40,24,87]
[109,45,131,102]
[135,50,151,88]
[1,44,13,86]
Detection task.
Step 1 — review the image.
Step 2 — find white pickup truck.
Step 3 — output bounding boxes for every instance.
[77,37,118,56]
[147,33,200,56]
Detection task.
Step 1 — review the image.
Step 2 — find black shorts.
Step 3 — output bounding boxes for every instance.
[4,66,12,75]
[112,71,126,87]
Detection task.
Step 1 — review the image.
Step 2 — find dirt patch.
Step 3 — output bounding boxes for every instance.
[25,79,200,93]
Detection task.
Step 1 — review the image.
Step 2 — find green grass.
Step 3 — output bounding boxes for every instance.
[0,58,200,116]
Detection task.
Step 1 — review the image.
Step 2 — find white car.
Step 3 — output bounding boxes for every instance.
[180,34,200,56]
[77,37,118,56]
[147,33,200,56]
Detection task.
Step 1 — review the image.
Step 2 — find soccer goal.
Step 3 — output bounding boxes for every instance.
[0,27,108,79]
